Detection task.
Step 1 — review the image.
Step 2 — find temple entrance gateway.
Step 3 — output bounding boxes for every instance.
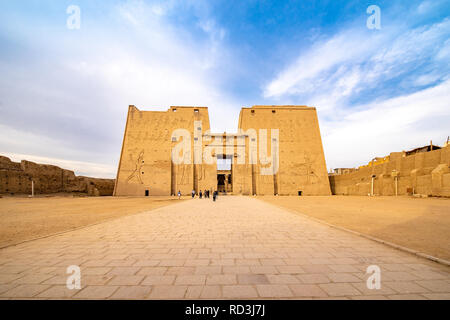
[114,105,332,196]
[217,171,232,193]
[217,156,232,193]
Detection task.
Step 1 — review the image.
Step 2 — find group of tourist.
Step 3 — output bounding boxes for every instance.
[177,189,218,201]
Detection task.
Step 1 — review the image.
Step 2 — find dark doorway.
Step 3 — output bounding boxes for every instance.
[145,190,149,197]
[298,191,302,196]
[217,154,233,194]
[217,174,226,192]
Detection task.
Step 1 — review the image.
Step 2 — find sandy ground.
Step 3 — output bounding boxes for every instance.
[259,196,450,261]
[0,195,185,248]
[1,196,449,300]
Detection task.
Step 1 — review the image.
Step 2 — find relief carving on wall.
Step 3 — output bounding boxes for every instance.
[197,165,206,181]
[296,153,320,185]
[177,164,191,186]
[127,150,145,184]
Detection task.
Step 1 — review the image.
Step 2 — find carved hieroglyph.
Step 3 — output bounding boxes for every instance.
[126,150,144,184]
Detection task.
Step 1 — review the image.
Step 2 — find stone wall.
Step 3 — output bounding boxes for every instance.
[114,106,216,196]
[238,106,331,196]
[329,146,450,197]
[114,105,331,196]
[0,156,114,196]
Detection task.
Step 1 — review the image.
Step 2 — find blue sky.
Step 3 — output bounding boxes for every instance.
[0,0,449,177]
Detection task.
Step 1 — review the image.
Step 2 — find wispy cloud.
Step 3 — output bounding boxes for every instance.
[264,17,450,112]
[0,0,239,177]
[321,79,450,169]
[0,0,448,175]
[263,8,450,169]
[264,28,382,99]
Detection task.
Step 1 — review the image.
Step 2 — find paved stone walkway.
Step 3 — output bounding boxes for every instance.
[0,196,449,300]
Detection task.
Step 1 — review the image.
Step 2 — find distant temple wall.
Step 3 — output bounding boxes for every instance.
[0,156,115,196]
[329,146,450,197]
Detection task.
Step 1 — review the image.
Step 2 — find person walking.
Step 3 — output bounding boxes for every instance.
[199,190,203,199]
[213,190,217,202]
[191,189,195,199]
[177,190,181,199]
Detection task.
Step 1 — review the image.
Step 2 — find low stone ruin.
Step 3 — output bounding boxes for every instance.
[0,156,114,196]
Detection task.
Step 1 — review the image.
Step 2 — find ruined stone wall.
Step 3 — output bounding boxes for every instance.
[329,146,450,197]
[0,156,114,196]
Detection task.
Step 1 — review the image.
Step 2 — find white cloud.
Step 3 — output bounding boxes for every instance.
[0,124,117,178]
[413,73,442,86]
[264,18,450,114]
[81,0,239,132]
[263,29,383,98]
[2,152,116,178]
[321,79,450,169]
[416,0,447,15]
[2,0,448,178]
[436,38,450,61]
[263,14,450,170]
[0,0,241,177]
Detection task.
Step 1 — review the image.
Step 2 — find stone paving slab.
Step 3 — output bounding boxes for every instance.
[0,196,449,300]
